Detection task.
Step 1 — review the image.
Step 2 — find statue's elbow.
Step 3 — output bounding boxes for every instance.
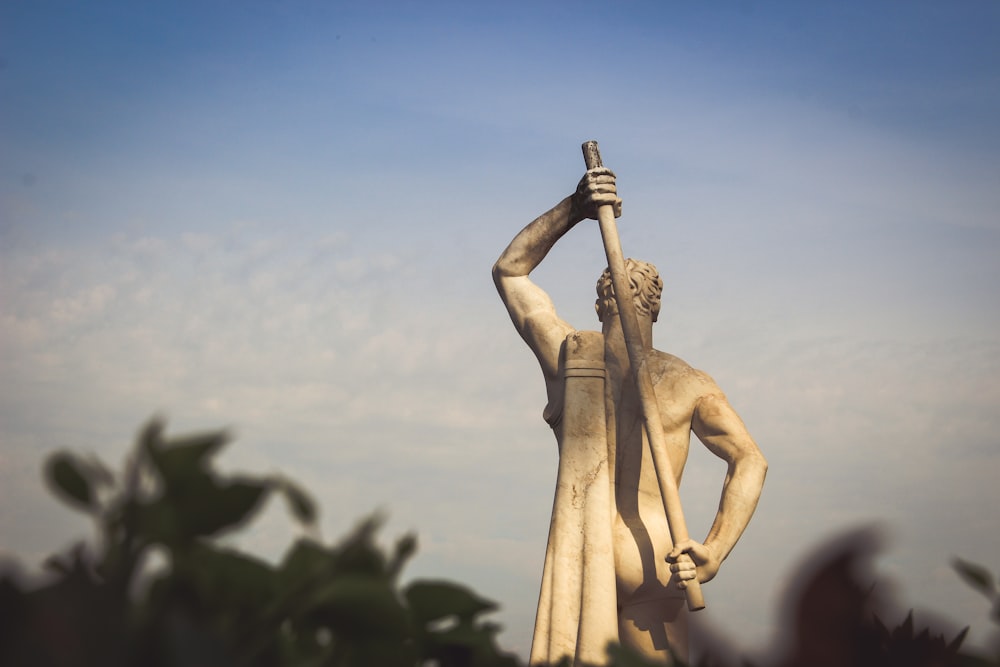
[734,448,768,480]
[491,260,507,291]
[754,451,768,481]
[492,257,520,292]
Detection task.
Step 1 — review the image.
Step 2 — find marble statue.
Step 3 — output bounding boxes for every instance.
[492,157,767,666]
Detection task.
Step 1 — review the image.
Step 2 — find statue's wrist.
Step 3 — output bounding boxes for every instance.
[704,541,726,566]
[565,195,586,226]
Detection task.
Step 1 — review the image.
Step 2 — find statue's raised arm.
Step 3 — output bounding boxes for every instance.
[492,168,620,382]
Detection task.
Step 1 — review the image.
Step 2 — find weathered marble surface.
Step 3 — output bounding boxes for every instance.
[493,166,767,665]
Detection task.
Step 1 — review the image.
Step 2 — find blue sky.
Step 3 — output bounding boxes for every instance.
[2,1,999,660]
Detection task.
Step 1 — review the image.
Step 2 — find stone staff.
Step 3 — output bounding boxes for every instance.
[581,140,706,611]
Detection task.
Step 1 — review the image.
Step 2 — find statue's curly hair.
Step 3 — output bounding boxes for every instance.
[595,258,663,323]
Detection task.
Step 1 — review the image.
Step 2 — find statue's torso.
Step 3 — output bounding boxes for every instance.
[547,340,707,604]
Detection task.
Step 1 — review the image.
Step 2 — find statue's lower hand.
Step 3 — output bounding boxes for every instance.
[667,540,722,587]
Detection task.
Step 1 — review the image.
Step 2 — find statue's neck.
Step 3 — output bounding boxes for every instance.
[602,317,653,349]
[601,317,654,378]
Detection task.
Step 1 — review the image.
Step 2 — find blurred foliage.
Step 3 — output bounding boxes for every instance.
[0,418,997,667]
[0,419,517,667]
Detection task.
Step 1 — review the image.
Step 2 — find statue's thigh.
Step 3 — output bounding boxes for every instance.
[618,597,688,663]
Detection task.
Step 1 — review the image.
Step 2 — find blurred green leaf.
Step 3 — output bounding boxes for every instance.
[952,557,997,597]
[186,479,268,538]
[429,619,493,646]
[606,642,675,667]
[274,476,317,526]
[134,497,182,545]
[306,575,408,638]
[388,533,417,581]
[422,618,520,667]
[45,452,95,511]
[278,538,333,592]
[137,417,166,460]
[134,479,267,545]
[146,429,230,485]
[330,515,388,576]
[80,453,115,487]
[178,543,277,609]
[404,579,497,625]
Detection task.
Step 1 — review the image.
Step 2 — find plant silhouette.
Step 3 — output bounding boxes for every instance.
[1,419,996,666]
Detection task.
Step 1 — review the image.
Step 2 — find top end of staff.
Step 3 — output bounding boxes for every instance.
[582,141,604,170]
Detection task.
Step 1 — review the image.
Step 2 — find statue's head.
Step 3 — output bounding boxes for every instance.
[595,258,663,324]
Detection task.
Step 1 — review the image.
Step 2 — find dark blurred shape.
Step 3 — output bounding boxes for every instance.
[2,420,997,666]
[952,556,1000,662]
[774,525,887,667]
[1,419,518,667]
[768,526,975,667]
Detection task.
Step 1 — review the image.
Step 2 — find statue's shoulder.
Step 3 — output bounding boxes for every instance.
[650,349,719,392]
[650,349,693,374]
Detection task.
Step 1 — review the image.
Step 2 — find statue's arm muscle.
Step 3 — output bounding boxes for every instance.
[492,168,619,381]
[492,195,580,380]
[690,386,768,564]
[494,274,572,380]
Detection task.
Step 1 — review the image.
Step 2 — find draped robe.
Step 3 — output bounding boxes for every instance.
[529,331,619,666]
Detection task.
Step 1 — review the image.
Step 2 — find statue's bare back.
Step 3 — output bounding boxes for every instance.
[494,165,766,665]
